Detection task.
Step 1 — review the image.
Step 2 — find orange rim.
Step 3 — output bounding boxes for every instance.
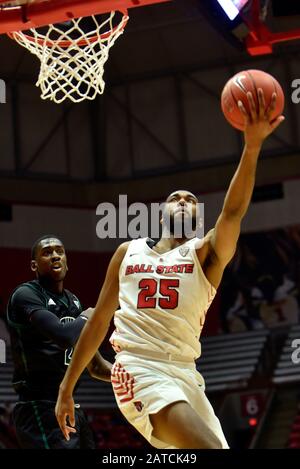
[8,9,128,48]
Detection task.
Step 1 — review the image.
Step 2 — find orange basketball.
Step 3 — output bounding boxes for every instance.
[221,69,285,130]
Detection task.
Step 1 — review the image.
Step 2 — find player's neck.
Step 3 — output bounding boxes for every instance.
[154,234,191,253]
[38,277,64,295]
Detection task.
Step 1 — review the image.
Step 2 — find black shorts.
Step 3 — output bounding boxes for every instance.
[13,400,95,449]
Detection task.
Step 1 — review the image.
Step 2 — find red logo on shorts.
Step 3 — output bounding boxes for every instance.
[111,363,135,403]
[134,401,144,412]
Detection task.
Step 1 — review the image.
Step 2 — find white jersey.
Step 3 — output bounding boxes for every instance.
[110,237,216,361]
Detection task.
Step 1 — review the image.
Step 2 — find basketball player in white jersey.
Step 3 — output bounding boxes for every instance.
[55,90,284,448]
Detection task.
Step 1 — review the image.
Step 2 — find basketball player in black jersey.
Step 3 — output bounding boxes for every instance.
[7,235,111,449]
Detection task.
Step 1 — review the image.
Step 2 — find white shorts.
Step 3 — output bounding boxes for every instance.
[111,352,229,449]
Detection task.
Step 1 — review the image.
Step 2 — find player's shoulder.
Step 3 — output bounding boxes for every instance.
[189,231,213,250]
[110,241,131,268]
[11,280,41,298]
[113,240,128,257]
[64,288,79,301]
[10,281,45,307]
[116,238,148,256]
[116,237,145,251]
[194,230,216,263]
[63,289,82,313]
[114,238,148,266]
[117,241,131,254]
[203,229,215,245]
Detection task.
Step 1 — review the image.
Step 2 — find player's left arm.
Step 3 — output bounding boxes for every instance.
[55,241,129,441]
[203,90,285,287]
[86,351,112,382]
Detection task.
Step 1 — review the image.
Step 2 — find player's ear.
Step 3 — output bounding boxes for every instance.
[31,260,37,272]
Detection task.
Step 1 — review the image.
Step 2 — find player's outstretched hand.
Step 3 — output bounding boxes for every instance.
[55,390,77,441]
[238,89,285,148]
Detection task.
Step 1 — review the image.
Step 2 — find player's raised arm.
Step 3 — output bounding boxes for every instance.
[205,90,285,286]
[55,241,129,440]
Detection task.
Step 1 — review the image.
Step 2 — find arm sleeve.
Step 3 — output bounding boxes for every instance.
[29,310,87,349]
[10,286,87,349]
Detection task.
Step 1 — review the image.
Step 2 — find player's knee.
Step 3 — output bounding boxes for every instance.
[201,432,226,449]
[207,439,223,449]
[208,435,228,449]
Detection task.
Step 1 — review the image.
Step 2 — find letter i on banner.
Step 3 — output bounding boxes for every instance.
[119,195,128,238]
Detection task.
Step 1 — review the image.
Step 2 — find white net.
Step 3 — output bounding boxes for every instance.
[9,11,129,103]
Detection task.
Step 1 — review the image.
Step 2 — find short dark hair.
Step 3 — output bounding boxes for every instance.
[166,190,198,203]
[31,235,64,260]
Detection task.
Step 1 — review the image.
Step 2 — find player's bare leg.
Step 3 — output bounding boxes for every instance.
[150,401,226,449]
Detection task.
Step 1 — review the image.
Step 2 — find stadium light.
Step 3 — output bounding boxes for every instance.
[249,418,258,427]
[216,0,240,20]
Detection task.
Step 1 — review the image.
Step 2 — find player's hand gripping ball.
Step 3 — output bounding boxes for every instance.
[221,69,285,130]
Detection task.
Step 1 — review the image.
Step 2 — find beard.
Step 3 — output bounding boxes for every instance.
[164,212,198,238]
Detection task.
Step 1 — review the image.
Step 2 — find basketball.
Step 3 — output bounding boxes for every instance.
[221,69,285,130]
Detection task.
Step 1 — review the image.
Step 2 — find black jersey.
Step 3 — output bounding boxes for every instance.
[7,280,83,401]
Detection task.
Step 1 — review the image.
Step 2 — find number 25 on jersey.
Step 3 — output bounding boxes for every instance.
[137,279,179,309]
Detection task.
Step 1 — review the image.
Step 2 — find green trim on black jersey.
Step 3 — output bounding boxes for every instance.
[31,401,50,449]
[22,282,48,307]
[25,281,82,312]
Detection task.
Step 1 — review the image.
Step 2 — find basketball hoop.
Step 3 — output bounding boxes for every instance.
[0,1,170,103]
[8,10,129,103]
